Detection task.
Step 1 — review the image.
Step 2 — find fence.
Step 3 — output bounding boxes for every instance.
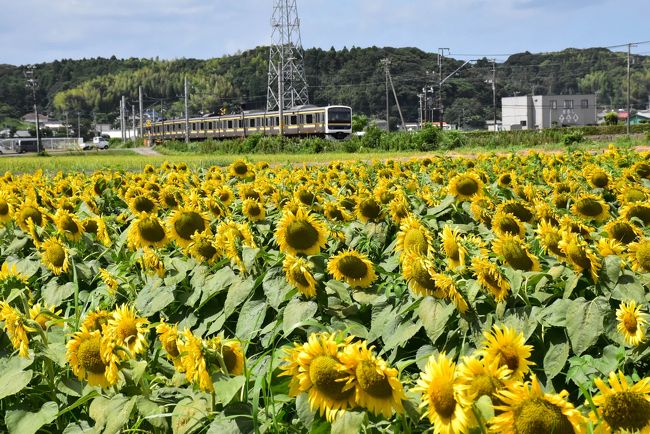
[0,138,84,153]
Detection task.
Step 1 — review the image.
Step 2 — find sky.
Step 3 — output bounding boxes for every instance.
[1,0,649,66]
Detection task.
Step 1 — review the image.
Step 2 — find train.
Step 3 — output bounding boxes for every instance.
[146,105,352,143]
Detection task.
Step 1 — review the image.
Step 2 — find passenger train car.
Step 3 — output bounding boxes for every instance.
[146,105,352,143]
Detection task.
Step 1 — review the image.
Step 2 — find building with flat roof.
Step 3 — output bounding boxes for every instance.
[501,94,596,130]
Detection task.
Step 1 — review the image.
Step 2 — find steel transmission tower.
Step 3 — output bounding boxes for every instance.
[267,0,309,112]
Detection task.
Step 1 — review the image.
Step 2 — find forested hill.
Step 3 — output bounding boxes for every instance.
[1,46,648,128]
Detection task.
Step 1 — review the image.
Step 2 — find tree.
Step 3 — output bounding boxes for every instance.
[604,112,618,125]
[352,114,369,133]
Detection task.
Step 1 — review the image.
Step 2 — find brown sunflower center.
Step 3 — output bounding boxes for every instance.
[219,191,232,203]
[379,191,394,204]
[609,222,638,244]
[233,161,248,175]
[78,336,106,375]
[565,244,591,271]
[21,206,42,226]
[403,228,428,255]
[84,219,98,234]
[359,199,382,220]
[455,177,479,197]
[336,255,369,280]
[430,382,457,419]
[298,190,316,205]
[554,194,570,209]
[622,312,638,334]
[61,215,80,234]
[285,220,319,251]
[575,198,603,217]
[222,345,239,373]
[326,207,344,221]
[133,196,155,213]
[591,172,609,188]
[544,232,564,257]
[602,391,650,432]
[138,218,166,243]
[0,200,9,216]
[163,337,180,358]
[497,345,520,372]
[472,373,501,399]
[174,212,205,240]
[309,355,352,401]
[635,162,650,178]
[162,193,179,208]
[498,215,521,236]
[196,241,217,259]
[46,243,66,268]
[627,205,650,225]
[502,203,533,223]
[291,268,310,287]
[514,398,575,434]
[356,360,393,398]
[246,203,262,217]
[411,262,437,291]
[634,241,650,272]
[500,240,534,271]
[500,174,512,185]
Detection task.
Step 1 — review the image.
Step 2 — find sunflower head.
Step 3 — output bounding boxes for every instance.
[127,214,168,250]
[616,301,647,346]
[571,194,610,222]
[628,238,650,273]
[41,238,70,275]
[103,304,149,358]
[168,208,209,248]
[356,196,383,223]
[188,231,220,264]
[395,216,432,258]
[441,225,467,270]
[471,256,510,302]
[558,231,601,282]
[605,219,640,245]
[479,324,533,380]
[16,199,45,231]
[621,203,650,226]
[242,199,265,222]
[275,208,328,256]
[492,234,540,272]
[457,356,512,402]
[229,160,253,179]
[497,200,535,223]
[449,173,484,201]
[128,194,158,214]
[283,254,317,298]
[327,249,377,288]
[591,371,650,433]
[66,327,114,388]
[492,211,525,238]
[401,251,443,297]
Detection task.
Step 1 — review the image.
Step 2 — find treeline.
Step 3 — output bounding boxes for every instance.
[1,46,649,127]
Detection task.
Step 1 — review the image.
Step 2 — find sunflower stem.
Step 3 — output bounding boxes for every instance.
[71,255,80,331]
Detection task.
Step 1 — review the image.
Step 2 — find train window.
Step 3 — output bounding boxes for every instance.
[227,120,233,129]
[249,118,255,128]
[306,114,313,124]
[290,115,297,125]
[192,123,197,131]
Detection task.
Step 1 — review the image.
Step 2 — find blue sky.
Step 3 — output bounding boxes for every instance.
[2,0,649,65]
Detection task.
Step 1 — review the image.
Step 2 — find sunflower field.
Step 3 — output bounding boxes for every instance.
[1,146,650,434]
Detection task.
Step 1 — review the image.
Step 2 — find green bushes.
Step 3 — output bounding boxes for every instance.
[562,130,585,146]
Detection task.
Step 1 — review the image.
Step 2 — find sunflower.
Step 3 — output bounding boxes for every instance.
[490,375,586,434]
[156,321,183,370]
[220,339,245,376]
[470,195,494,226]
[621,203,650,226]
[177,329,213,392]
[323,202,351,222]
[275,208,328,256]
[103,304,149,358]
[66,327,116,388]
[605,218,640,245]
[616,301,648,346]
[28,302,62,330]
[441,225,467,270]
[188,231,220,264]
[536,219,565,259]
[492,211,526,238]
[216,220,257,271]
[0,261,28,286]
[40,237,70,275]
[401,251,445,297]
[99,268,118,294]
[597,238,625,258]
[127,214,168,250]
[242,198,265,222]
[83,217,111,246]
[229,160,253,179]
[497,200,535,224]
[158,187,181,209]
[492,234,540,272]
[558,231,601,282]
[586,168,611,189]
[168,207,210,249]
[82,309,112,332]
[471,256,510,302]
[498,172,516,189]
[395,216,433,258]
[412,352,472,434]
[139,248,165,277]
[16,198,45,231]
[215,186,235,207]
[590,371,650,434]
[128,193,158,215]
[617,185,648,205]
[449,172,484,201]
[457,356,512,403]
[356,196,383,223]
[479,324,533,380]
[327,249,377,288]
[0,301,30,357]
[0,193,13,224]
[571,194,610,222]
[283,254,317,298]
[290,332,355,421]
[339,340,405,418]
[628,238,650,273]
[388,195,410,223]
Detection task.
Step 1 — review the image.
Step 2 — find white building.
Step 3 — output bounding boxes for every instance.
[501,94,596,130]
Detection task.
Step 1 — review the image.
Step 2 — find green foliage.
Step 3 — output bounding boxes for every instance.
[351,114,369,133]
[604,111,619,125]
[562,130,585,146]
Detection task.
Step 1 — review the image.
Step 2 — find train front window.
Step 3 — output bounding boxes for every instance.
[328,108,351,123]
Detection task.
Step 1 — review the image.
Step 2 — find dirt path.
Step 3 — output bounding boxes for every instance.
[131,147,162,156]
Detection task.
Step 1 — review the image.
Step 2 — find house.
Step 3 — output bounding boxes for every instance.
[22,113,48,124]
[501,94,596,130]
[630,110,650,125]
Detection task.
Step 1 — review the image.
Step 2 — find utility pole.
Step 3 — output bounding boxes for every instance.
[491,59,497,131]
[77,112,81,140]
[382,58,405,130]
[418,91,424,127]
[65,112,69,138]
[382,58,390,130]
[24,65,41,153]
[120,96,125,142]
[93,112,97,137]
[184,76,190,144]
[160,101,165,141]
[138,86,144,139]
[132,104,136,140]
[421,88,427,124]
[438,48,450,129]
[627,43,635,136]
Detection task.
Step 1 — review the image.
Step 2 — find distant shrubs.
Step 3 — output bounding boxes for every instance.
[562,131,585,146]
